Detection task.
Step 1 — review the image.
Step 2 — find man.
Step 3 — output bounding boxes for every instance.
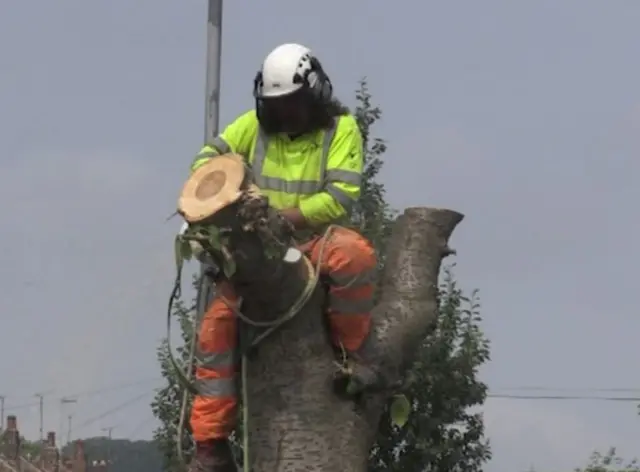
[188,43,378,471]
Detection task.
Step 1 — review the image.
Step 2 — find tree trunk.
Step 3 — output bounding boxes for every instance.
[239,207,464,471]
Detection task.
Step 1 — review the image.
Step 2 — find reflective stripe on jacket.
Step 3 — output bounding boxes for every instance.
[189,110,364,226]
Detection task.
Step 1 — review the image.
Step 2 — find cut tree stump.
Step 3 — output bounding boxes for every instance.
[177,156,464,471]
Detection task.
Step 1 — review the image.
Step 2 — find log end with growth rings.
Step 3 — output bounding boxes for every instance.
[178,154,247,223]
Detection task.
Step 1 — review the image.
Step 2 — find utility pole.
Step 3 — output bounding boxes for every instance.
[101,426,114,472]
[0,395,5,430]
[204,0,223,144]
[177,4,223,459]
[67,414,73,446]
[34,392,45,443]
[195,0,224,319]
[60,397,77,447]
[33,390,53,443]
[0,395,5,431]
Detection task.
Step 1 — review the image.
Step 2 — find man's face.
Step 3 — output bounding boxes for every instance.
[263,92,310,134]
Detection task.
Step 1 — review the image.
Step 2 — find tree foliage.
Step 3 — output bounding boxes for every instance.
[369,269,491,471]
[351,79,491,472]
[151,284,197,472]
[576,449,640,472]
[351,78,396,270]
[18,437,42,459]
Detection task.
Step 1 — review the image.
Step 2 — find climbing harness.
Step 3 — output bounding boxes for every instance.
[167,225,339,471]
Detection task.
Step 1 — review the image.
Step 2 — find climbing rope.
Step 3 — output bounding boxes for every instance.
[167,225,337,471]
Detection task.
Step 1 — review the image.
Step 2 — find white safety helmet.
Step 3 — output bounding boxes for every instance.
[253,43,333,102]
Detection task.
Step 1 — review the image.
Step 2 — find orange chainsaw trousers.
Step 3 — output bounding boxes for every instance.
[189,226,377,441]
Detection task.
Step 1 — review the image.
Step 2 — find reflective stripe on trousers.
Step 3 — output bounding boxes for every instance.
[190,283,238,441]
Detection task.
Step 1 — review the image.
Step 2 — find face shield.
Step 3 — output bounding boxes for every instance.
[258,89,313,135]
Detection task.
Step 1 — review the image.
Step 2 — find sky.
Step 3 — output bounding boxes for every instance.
[1,1,639,471]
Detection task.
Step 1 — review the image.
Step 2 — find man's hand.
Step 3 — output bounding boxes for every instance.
[279,208,308,229]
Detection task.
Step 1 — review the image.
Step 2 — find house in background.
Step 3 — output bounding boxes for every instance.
[0,415,107,472]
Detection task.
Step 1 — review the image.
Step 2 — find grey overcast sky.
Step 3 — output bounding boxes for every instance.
[1,1,639,471]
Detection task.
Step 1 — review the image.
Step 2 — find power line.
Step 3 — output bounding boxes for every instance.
[74,390,154,432]
[67,377,161,398]
[3,378,161,411]
[487,393,640,401]
[494,386,640,393]
[4,377,640,426]
[127,415,156,439]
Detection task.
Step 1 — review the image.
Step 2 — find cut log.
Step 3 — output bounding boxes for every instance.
[178,154,248,223]
[178,156,311,323]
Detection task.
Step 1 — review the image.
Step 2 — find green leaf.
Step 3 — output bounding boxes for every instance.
[209,234,222,251]
[264,245,281,260]
[389,394,411,428]
[180,239,193,261]
[199,227,221,251]
[223,257,236,279]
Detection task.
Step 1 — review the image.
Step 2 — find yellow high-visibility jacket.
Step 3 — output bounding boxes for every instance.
[190,110,363,227]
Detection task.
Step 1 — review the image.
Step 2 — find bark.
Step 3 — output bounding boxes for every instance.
[206,202,463,471]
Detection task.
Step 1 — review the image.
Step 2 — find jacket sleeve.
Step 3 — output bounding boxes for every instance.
[190,110,258,172]
[299,115,364,226]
